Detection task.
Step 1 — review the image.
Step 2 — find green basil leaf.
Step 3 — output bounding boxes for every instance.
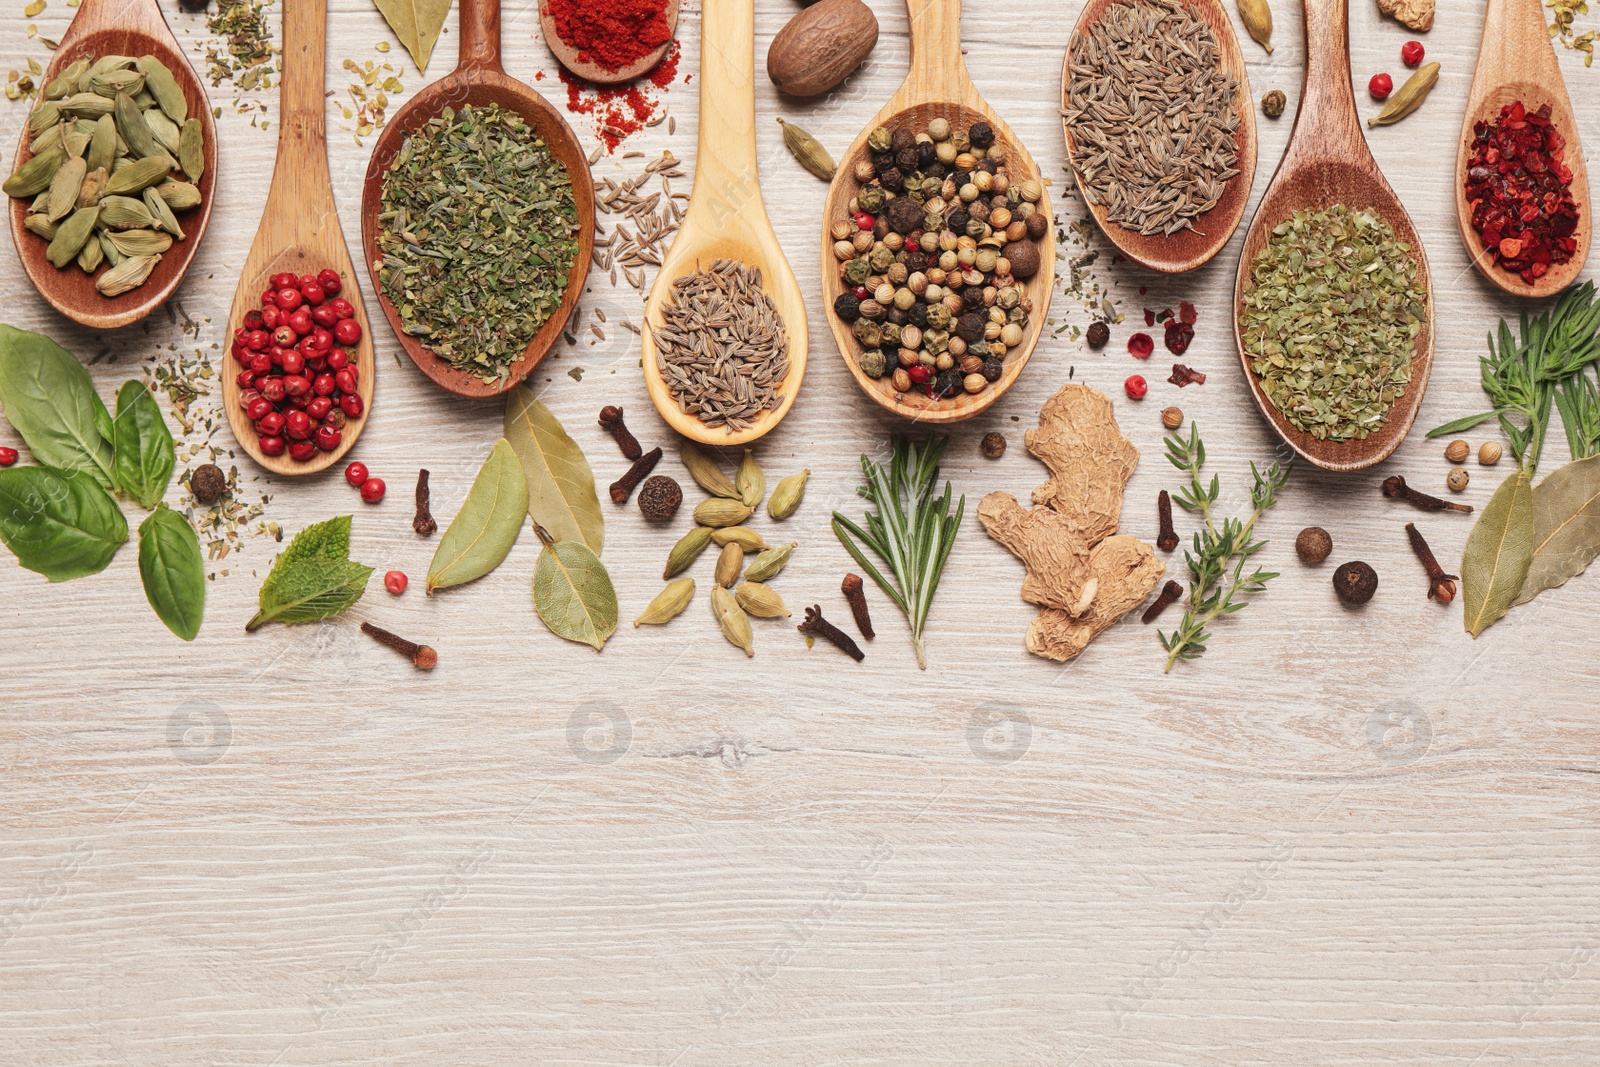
[1514,453,1600,605]
[1461,470,1535,637]
[427,439,529,593]
[111,380,175,509]
[503,385,603,555]
[0,466,127,581]
[246,515,371,631]
[138,504,204,640]
[0,324,115,488]
[533,539,617,650]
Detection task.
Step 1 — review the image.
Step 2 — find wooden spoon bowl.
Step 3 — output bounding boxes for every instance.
[820,0,1055,424]
[1060,0,1255,274]
[1231,0,1433,472]
[361,0,594,400]
[6,0,216,330]
[538,0,680,84]
[1454,0,1590,298]
[221,0,373,476]
[639,0,805,446]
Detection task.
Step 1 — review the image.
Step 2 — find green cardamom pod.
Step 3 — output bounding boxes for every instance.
[776,117,836,181]
[24,214,58,240]
[104,227,173,257]
[136,55,187,123]
[86,114,116,173]
[735,581,790,619]
[113,92,174,167]
[44,58,90,100]
[80,56,135,93]
[178,118,203,182]
[154,179,201,210]
[96,194,157,230]
[710,584,754,657]
[76,232,103,272]
[30,122,64,158]
[143,186,184,240]
[26,99,61,135]
[680,441,740,499]
[712,526,767,551]
[766,469,809,520]
[1236,0,1273,52]
[98,230,123,266]
[662,524,714,579]
[693,498,754,528]
[76,166,107,209]
[29,191,49,212]
[143,109,181,155]
[4,144,66,198]
[46,156,86,222]
[46,204,99,268]
[60,91,115,119]
[95,252,160,297]
[744,542,796,583]
[63,131,89,159]
[713,542,744,588]
[104,156,171,195]
[736,448,764,508]
[1368,62,1439,128]
[633,577,695,626]
[89,70,144,99]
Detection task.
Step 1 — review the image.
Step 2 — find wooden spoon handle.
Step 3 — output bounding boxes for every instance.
[1285,0,1364,169]
[689,0,761,226]
[277,0,328,164]
[458,0,505,75]
[899,0,973,106]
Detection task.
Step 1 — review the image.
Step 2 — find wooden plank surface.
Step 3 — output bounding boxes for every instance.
[1,0,1597,1062]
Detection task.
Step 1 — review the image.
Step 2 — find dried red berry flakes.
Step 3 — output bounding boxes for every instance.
[1465,101,1580,284]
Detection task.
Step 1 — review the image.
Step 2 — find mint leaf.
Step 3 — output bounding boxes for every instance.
[246,516,370,631]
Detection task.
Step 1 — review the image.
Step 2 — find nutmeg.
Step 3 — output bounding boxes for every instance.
[767,0,879,98]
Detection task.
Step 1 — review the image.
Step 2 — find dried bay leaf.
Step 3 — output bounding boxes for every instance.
[1461,470,1534,637]
[426,439,528,593]
[503,384,603,555]
[1514,454,1600,604]
[372,0,450,72]
[138,504,204,640]
[533,537,617,650]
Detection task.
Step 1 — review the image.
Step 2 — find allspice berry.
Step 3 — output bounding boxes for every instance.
[1333,560,1378,605]
[981,432,1007,459]
[1261,90,1286,119]
[1444,439,1470,463]
[1001,240,1040,279]
[1447,468,1470,492]
[1161,406,1184,430]
[1086,321,1110,349]
[637,476,683,522]
[1479,441,1502,466]
[190,463,227,504]
[1295,526,1332,564]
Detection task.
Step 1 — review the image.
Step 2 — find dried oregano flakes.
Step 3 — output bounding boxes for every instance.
[1239,204,1428,442]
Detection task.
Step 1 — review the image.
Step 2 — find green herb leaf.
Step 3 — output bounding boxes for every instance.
[503,385,603,554]
[1514,454,1600,604]
[0,325,115,489]
[0,466,127,581]
[426,439,529,593]
[110,380,174,509]
[372,0,451,72]
[138,504,204,640]
[533,538,618,650]
[247,515,371,631]
[277,513,352,566]
[1461,471,1535,637]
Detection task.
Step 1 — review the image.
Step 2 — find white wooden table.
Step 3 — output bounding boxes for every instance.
[1,0,1597,1062]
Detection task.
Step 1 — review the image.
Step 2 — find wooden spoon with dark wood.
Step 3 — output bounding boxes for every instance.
[361,0,595,399]
[6,0,216,329]
[221,0,374,476]
[538,0,680,84]
[1231,0,1434,473]
[1455,0,1590,298]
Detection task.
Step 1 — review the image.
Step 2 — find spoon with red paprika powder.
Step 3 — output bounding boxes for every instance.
[539,0,680,85]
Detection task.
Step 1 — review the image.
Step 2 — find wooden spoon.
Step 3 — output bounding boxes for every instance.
[819,0,1055,424]
[1060,0,1255,274]
[538,0,680,85]
[221,0,374,476]
[6,0,216,330]
[361,0,595,399]
[1231,0,1434,473]
[1455,0,1590,298]
[639,0,806,446]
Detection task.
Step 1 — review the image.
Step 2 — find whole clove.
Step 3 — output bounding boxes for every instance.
[598,405,642,461]
[798,605,865,662]
[841,573,874,638]
[1405,522,1458,603]
[1382,475,1473,514]
[1156,490,1179,551]
[361,621,437,669]
[413,469,437,535]
[609,446,662,504]
[1141,579,1184,623]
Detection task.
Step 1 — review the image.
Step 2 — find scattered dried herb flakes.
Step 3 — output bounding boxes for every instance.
[206,0,278,92]
[376,103,580,385]
[1549,0,1598,66]
[339,57,404,143]
[1240,204,1426,441]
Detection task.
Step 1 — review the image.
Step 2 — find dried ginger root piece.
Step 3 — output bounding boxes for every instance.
[978,492,1093,613]
[1377,0,1432,31]
[1025,536,1165,661]
[1024,384,1138,545]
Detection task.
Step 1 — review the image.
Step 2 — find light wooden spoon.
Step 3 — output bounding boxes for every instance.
[640,0,806,446]
[820,0,1055,424]
[1455,0,1590,298]
[6,0,216,330]
[360,0,595,399]
[538,0,680,85]
[1231,0,1434,473]
[221,0,375,476]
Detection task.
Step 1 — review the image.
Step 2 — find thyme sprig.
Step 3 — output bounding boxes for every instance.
[1158,425,1289,671]
[832,435,964,670]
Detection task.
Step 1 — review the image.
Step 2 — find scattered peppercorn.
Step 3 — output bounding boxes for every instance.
[1369,72,1393,100]
[344,461,368,487]
[1401,40,1424,66]
[1161,405,1184,430]
[1261,89,1286,118]
[1086,321,1110,348]
[360,477,386,504]
[1295,526,1332,564]
[1333,560,1379,604]
[0,446,20,467]
[981,432,1007,459]
[384,570,408,595]
[638,475,683,521]
[190,463,227,504]
[1127,332,1154,359]
[1447,468,1470,492]
[1125,375,1147,400]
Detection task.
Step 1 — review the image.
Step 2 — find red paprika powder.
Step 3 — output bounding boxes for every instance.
[546,0,672,74]
[1465,100,1580,284]
[560,42,680,151]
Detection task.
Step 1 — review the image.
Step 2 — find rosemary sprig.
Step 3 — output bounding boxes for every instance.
[1158,425,1289,672]
[832,435,964,670]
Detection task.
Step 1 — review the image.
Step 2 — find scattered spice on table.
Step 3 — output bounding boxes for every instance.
[1168,363,1205,387]
[205,0,278,122]
[1240,204,1427,441]
[1063,0,1241,236]
[560,42,679,153]
[1547,0,1597,66]
[1464,101,1579,284]
[593,151,684,291]
[653,259,789,432]
[337,57,403,145]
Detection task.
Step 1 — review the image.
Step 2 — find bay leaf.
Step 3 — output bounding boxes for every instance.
[138,504,204,640]
[1514,454,1600,604]
[372,0,450,72]
[426,439,528,593]
[503,384,603,554]
[533,538,617,650]
[1461,470,1535,637]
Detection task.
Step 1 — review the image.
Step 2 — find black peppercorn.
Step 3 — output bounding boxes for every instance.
[962,286,986,309]
[886,197,923,234]
[1333,560,1378,605]
[871,150,894,172]
[638,476,683,522]
[887,306,908,326]
[981,357,1004,382]
[833,293,861,323]
[891,127,915,153]
[930,369,963,398]
[917,141,937,167]
[968,122,995,149]
[946,209,970,235]
[981,432,1007,459]
[906,302,929,328]
[1086,321,1110,348]
[895,147,920,172]
[955,312,986,343]
[925,161,947,180]
[190,463,227,504]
